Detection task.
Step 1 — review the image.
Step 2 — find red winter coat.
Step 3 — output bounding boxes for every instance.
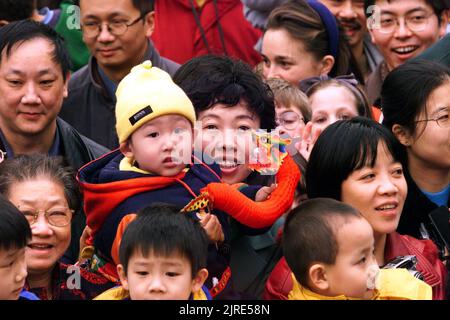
[151,0,262,66]
[264,232,447,300]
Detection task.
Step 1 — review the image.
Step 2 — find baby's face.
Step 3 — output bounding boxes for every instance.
[118,250,203,300]
[124,115,193,176]
[0,247,27,300]
[324,217,379,299]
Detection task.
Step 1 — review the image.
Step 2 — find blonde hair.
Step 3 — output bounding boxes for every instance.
[266,78,311,123]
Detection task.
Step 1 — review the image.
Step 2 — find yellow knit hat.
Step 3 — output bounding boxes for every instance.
[115,60,196,143]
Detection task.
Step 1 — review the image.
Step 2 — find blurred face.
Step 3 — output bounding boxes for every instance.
[407,81,450,172]
[122,115,193,176]
[310,85,359,133]
[197,101,261,184]
[341,142,408,235]
[275,105,305,138]
[324,217,378,299]
[0,38,67,139]
[118,250,206,300]
[319,0,367,48]
[261,28,325,86]
[80,0,153,73]
[0,247,27,300]
[369,0,447,70]
[7,178,71,276]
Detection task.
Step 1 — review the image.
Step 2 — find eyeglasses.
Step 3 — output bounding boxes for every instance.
[415,113,449,128]
[81,15,144,38]
[377,13,432,34]
[18,205,74,227]
[275,111,305,130]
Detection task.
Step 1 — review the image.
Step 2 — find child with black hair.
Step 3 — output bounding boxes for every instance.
[94,203,210,300]
[284,198,431,300]
[0,194,38,300]
[79,60,299,299]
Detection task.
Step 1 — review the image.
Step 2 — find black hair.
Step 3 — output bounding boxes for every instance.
[173,54,276,130]
[78,0,154,15]
[0,154,81,212]
[119,203,209,277]
[306,117,406,200]
[382,60,450,137]
[0,0,35,22]
[0,20,72,80]
[283,198,362,287]
[364,0,447,23]
[0,193,31,251]
[132,0,154,14]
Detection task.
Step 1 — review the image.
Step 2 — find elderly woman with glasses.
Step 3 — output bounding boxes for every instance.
[0,154,114,300]
[381,60,450,261]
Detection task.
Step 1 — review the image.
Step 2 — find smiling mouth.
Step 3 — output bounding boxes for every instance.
[28,244,53,250]
[392,46,419,55]
[375,204,397,211]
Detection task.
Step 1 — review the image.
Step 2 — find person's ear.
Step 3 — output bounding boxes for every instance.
[319,55,335,76]
[117,264,129,291]
[392,124,413,147]
[144,11,155,37]
[191,268,209,294]
[438,11,449,38]
[63,72,71,98]
[120,140,134,158]
[308,263,330,291]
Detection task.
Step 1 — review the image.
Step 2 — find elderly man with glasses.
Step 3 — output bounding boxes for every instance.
[59,0,179,149]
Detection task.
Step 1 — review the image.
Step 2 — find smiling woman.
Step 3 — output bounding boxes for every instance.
[381,60,450,260]
[0,154,115,300]
[264,117,447,300]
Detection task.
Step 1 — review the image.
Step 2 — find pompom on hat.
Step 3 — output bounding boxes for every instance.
[115,60,196,143]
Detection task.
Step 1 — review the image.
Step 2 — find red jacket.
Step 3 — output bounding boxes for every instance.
[264,232,447,300]
[151,0,262,66]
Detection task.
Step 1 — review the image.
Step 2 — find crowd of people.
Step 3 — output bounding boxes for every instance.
[0,0,448,301]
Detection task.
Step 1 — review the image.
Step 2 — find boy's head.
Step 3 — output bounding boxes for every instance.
[0,194,31,300]
[173,55,276,184]
[117,203,209,300]
[116,60,196,176]
[283,198,378,299]
[266,78,311,139]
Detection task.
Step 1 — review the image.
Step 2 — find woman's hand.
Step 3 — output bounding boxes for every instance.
[199,213,224,243]
[295,122,322,162]
[255,183,277,202]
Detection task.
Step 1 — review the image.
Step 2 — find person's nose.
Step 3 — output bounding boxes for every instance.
[21,82,41,105]
[31,214,53,237]
[162,134,176,152]
[264,64,280,80]
[338,1,358,20]
[377,173,399,196]
[97,23,116,43]
[221,129,237,151]
[394,18,413,39]
[147,275,166,293]
[277,125,287,136]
